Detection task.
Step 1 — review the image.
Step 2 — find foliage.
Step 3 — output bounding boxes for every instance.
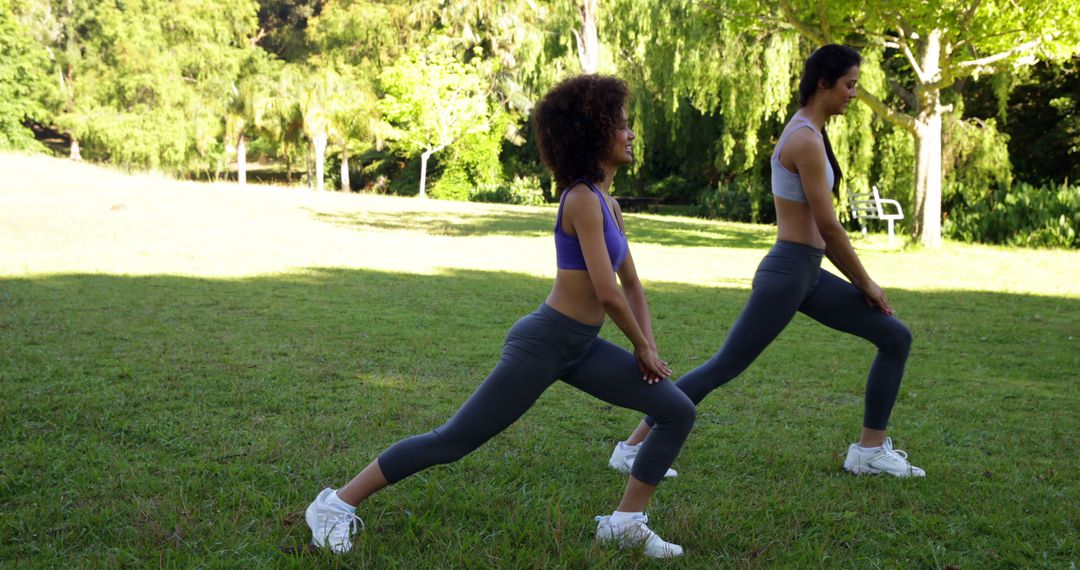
[692,173,775,224]
[964,59,1080,186]
[44,0,260,173]
[943,116,1013,208]
[469,175,545,206]
[944,181,1080,248]
[0,0,56,151]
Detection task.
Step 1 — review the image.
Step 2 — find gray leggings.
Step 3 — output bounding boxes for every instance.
[379,303,696,485]
[647,240,912,431]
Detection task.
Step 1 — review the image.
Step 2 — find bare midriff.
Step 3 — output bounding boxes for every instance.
[774,196,826,250]
[545,270,607,326]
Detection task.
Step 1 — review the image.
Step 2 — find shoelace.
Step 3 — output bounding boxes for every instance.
[327,510,365,539]
[881,438,911,463]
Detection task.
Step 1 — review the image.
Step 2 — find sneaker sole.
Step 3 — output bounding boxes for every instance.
[844,462,923,478]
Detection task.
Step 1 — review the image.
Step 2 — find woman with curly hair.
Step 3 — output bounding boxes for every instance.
[304,74,695,559]
[608,44,923,480]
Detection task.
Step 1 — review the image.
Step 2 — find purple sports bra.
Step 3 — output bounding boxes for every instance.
[554,179,629,272]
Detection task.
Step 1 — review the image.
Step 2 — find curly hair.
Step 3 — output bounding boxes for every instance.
[532,74,630,191]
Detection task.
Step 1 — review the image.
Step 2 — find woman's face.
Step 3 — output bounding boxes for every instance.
[608,108,636,166]
[823,65,860,115]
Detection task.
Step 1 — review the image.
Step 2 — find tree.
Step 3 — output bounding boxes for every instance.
[766,0,1080,245]
[38,0,260,173]
[225,51,286,185]
[0,0,56,150]
[575,0,599,73]
[295,66,342,191]
[379,45,490,198]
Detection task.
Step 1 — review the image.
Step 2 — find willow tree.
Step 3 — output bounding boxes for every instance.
[767,0,1080,245]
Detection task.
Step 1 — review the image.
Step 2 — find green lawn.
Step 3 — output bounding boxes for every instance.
[1,154,1077,568]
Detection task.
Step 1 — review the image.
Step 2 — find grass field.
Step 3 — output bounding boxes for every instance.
[1,153,1077,568]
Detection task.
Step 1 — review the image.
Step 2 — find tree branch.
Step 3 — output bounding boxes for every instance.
[857,87,916,133]
[778,0,825,45]
[817,0,831,43]
[896,24,927,82]
[888,78,917,110]
[959,0,983,32]
[955,36,1045,75]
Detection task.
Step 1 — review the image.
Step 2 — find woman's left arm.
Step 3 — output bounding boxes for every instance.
[616,251,657,349]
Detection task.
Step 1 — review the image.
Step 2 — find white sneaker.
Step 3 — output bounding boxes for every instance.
[306,488,364,553]
[595,514,684,558]
[844,437,926,478]
[608,442,678,479]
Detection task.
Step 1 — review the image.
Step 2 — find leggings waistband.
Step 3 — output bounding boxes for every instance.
[771,239,826,258]
[538,303,602,336]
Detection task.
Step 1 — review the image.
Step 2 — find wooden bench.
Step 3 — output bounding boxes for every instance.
[850,185,904,245]
[616,196,660,213]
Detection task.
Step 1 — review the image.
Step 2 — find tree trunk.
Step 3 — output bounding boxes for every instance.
[419,149,432,198]
[576,0,599,73]
[305,144,314,190]
[913,28,944,247]
[913,111,943,246]
[313,131,327,192]
[237,134,247,186]
[340,144,350,192]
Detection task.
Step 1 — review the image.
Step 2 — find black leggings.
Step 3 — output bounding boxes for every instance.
[647,240,912,431]
[379,303,696,485]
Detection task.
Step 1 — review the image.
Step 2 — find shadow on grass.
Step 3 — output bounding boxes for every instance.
[311,208,776,249]
[0,268,1077,566]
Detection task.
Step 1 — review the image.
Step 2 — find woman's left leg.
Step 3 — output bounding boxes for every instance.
[798,270,923,477]
[562,337,695,558]
[798,270,912,432]
[562,337,696,489]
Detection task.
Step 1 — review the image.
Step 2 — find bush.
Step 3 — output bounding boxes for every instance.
[691,176,774,223]
[693,185,753,222]
[647,175,701,203]
[944,181,1079,248]
[470,176,545,206]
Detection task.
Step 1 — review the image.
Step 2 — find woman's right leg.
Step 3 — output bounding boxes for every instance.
[308,314,563,553]
[340,342,561,504]
[327,308,570,510]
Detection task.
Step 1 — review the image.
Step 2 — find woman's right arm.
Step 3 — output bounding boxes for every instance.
[791,134,894,315]
[564,187,672,382]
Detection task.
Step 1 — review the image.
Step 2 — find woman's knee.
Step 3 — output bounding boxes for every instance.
[878,320,912,355]
[653,390,696,432]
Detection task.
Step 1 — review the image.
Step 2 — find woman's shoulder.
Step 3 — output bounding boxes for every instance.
[562,182,600,204]
[561,183,604,222]
[784,126,825,155]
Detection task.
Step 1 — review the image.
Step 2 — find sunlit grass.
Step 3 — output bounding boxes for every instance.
[1,154,1078,568]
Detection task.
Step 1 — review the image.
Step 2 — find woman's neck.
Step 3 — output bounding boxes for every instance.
[594,165,617,194]
[796,101,829,130]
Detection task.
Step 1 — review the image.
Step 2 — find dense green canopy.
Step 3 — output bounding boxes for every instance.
[3,0,1078,246]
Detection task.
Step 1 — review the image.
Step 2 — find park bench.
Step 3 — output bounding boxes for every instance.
[616,196,660,213]
[849,185,904,245]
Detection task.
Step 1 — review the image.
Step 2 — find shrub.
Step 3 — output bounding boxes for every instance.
[944,181,1079,248]
[470,176,545,206]
[691,176,774,223]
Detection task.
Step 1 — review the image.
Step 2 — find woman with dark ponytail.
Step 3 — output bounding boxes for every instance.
[607,45,924,478]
